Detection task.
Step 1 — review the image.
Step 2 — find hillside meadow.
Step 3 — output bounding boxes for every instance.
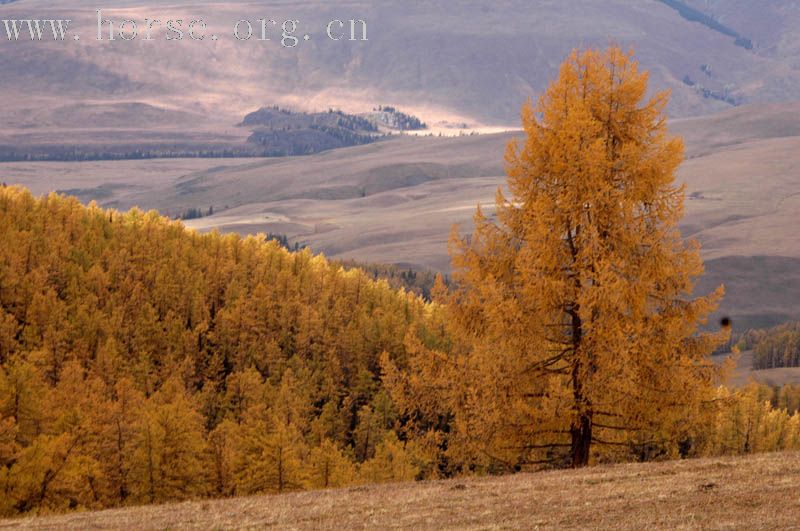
[2,451,799,530]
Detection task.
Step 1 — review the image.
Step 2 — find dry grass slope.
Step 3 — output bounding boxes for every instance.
[2,452,799,530]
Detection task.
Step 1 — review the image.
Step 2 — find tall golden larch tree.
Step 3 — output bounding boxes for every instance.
[127,377,209,503]
[306,438,355,489]
[446,47,728,467]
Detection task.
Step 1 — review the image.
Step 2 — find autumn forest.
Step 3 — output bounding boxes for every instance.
[2,47,800,517]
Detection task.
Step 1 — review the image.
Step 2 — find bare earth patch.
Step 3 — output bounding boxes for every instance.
[3,452,799,530]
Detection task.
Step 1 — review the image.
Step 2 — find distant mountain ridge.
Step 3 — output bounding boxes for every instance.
[3,1,800,131]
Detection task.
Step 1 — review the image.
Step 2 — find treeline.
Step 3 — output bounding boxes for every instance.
[0,146,266,163]
[1,106,424,162]
[264,234,445,299]
[177,206,215,221]
[265,233,307,253]
[680,77,742,107]
[246,127,377,157]
[0,187,799,516]
[710,384,800,456]
[758,384,800,415]
[241,107,378,133]
[372,106,427,131]
[0,104,388,161]
[734,321,800,369]
[656,0,753,49]
[335,260,447,301]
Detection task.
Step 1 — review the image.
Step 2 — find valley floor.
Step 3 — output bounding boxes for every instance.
[2,451,799,530]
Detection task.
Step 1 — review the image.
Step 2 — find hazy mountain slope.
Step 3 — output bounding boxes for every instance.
[684,0,800,56]
[3,0,800,134]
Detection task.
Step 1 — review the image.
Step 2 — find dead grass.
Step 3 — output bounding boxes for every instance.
[2,452,799,530]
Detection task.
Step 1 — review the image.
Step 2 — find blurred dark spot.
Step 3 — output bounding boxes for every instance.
[720,317,731,328]
[698,482,717,491]
[451,483,467,491]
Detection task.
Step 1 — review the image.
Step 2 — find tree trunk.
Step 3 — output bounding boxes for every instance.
[571,412,592,467]
[569,304,592,468]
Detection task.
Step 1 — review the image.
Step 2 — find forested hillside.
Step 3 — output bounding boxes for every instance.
[242,107,381,157]
[1,186,800,517]
[0,186,445,514]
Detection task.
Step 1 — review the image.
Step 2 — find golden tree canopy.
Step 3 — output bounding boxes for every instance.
[443,46,729,468]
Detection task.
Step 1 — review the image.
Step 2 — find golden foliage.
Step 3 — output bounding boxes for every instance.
[0,185,435,515]
[387,47,730,470]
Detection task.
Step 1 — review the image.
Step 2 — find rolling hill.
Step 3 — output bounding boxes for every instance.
[4,451,799,530]
[4,101,799,330]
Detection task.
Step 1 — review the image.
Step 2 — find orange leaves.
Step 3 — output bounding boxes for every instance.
[421,46,731,469]
[0,184,443,515]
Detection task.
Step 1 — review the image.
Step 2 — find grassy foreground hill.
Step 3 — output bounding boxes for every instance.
[3,451,799,530]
